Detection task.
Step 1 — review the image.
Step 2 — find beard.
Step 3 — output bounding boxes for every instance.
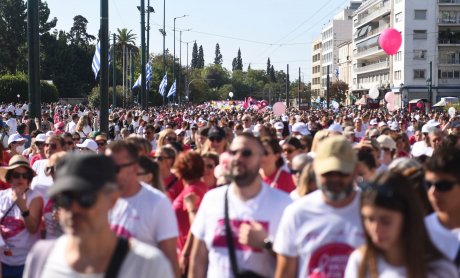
[319,180,354,202]
[228,161,260,188]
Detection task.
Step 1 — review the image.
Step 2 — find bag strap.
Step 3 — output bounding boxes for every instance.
[105,237,129,278]
[165,176,178,191]
[0,201,17,225]
[455,244,460,267]
[224,186,240,277]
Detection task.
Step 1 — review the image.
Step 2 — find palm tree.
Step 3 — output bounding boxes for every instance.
[116,28,138,107]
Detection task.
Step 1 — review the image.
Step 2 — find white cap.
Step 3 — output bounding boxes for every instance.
[281,115,289,122]
[377,135,396,150]
[292,122,310,135]
[274,122,284,130]
[369,119,378,126]
[411,142,433,157]
[76,139,98,152]
[295,115,302,122]
[378,121,387,128]
[7,134,27,146]
[35,133,47,143]
[327,123,343,134]
[389,122,399,131]
[427,119,440,127]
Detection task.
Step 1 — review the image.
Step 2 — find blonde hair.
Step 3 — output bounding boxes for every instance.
[296,162,316,197]
[157,129,175,149]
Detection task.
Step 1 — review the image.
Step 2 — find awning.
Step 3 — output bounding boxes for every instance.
[409,98,428,104]
[433,99,447,107]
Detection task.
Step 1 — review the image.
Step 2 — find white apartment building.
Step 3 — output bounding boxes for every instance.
[311,37,322,97]
[337,41,354,104]
[321,2,361,97]
[352,0,460,108]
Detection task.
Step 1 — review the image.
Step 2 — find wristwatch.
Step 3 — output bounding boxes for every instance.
[263,238,273,251]
[21,210,30,218]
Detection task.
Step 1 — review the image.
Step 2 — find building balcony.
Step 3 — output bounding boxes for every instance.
[355,45,385,59]
[355,24,389,43]
[438,18,460,25]
[439,0,460,5]
[354,2,391,28]
[439,57,460,65]
[356,60,390,73]
[438,37,460,45]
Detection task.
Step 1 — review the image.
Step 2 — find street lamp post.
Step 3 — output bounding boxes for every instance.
[173,15,188,104]
[179,29,191,106]
[426,78,432,111]
[137,4,154,109]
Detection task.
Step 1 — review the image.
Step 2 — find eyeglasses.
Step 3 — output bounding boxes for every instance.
[115,161,136,173]
[228,149,253,158]
[45,143,57,150]
[424,180,458,192]
[35,142,44,147]
[53,191,98,209]
[96,141,107,147]
[209,137,223,142]
[154,156,172,162]
[11,172,30,180]
[205,164,215,169]
[382,147,391,152]
[290,169,300,175]
[45,166,56,175]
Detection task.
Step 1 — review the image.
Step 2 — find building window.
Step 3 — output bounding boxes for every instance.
[413,50,427,60]
[395,0,403,3]
[413,69,426,79]
[394,51,402,61]
[394,70,401,80]
[395,12,403,23]
[413,30,427,40]
[414,10,427,20]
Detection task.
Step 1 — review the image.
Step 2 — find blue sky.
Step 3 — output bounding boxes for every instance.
[46,0,353,82]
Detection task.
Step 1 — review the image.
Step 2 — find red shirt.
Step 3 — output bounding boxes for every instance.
[173,180,208,253]
[262,168,296,193]
[163,174,184,202]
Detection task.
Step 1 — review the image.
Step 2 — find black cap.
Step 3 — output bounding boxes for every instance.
[208,126,226,139]
[48,153,117,198]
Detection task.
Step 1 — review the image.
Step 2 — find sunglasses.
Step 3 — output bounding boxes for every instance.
[322,171,350,178]
[145,131,153,135]
[290,169,300,175]
[382,147,391,152]
[115,161,136,173]
[45,143,57,149]
[97,141,107,147]
[228,149,253,158]
[54,191,98,209]
[154,156,171,162]
[35,142,44,147]
[209,137,223,142]
[11,172,30,180]
[424,180,458,192]
[45,166,56,175]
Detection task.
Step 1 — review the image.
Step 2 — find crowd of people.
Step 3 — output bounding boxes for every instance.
[0,101,459,278]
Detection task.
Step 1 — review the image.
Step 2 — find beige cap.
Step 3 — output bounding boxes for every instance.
[314,136,357,175]
[377,135,396,150]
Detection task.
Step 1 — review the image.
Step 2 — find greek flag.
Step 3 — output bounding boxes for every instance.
[159,74,167,96]
[132,63,153,89]
[167,80,176,98]
[92,41,101,79]
[92,40,111,80]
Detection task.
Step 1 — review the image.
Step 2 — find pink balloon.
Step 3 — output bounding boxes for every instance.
[378,28,402,55]
[384,92,395,102]
[272,102,286,116]
[260,100,268,108]
[387,103,395,112]
[416,101,424,109]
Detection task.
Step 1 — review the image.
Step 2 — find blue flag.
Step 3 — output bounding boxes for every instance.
[167,80,176,98]
[92,40,111,80]
[132,63,152,89]
[159,74,167,96]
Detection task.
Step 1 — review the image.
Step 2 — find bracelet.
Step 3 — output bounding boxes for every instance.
[21,210,30,218]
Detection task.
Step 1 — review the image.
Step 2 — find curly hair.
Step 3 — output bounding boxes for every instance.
[173,151,204,182]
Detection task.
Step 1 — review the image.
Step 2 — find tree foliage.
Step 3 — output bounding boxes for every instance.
[329,80,349,104]
[191,42,198,69]
[197,45,205,69]
[214,43,223,65]
[232,48,243,71]
[69,15,95,47]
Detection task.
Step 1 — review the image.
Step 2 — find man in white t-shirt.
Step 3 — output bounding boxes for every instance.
[274,136,364,278]
[190,133,292,278]
[24,154,174,278]
[424,146,460,270]
[65,114,79,134]
[106,141,180,278]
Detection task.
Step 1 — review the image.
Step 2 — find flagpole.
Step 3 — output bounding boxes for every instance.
[100,0,109,134]
[140,0,146,109]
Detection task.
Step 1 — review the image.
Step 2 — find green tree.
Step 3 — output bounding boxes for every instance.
[198,45,205,69]
[266,58,271,76]
[270,65,276,82]
[202,64,230,89]
[329,80,349,104]
[232,48,243,71]
[69,15,95,47]
[191,42,198,69]
[214,43,223,65]
[247,63,251,71]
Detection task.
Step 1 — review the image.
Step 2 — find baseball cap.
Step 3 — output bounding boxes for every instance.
[292,122,310,135]
[343,126,355,136]
[327,123,343,134]
[35,133,47,143]
[76,139,98,152]
[389,122,399,131]
[282,115,289,122]
[314,136,357,175]
[369,119,378,126]
[377,135,396,150]
[48,153,116,198]
[207,126,226,139]
[7,134,27,146]
[274,122,284,130]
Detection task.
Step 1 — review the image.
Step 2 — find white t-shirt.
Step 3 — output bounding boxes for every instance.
[109,184,178,247]
[31,159,54,202]
[6,118,17,135]
[425,213,460,262]
[66,121,77,134]
[0,188,42,265]
[36,236,174,278]
[191,183,292,278]
[274,190,364,278]
[344,249,459,278]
